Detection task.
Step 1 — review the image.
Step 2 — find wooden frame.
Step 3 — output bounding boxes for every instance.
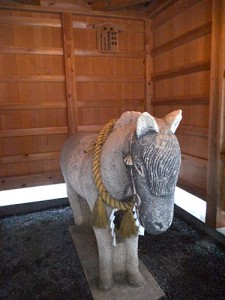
[206,0,225,228]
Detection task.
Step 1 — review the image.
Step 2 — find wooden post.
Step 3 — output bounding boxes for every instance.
[145,18,152,113]
[62,12,78,134]
[206,0,225,228]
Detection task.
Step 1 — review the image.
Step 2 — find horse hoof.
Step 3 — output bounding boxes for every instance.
[127,272,145,287]
[99,279,114,291]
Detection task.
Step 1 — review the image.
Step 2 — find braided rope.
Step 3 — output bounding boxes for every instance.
[92,119,134,211]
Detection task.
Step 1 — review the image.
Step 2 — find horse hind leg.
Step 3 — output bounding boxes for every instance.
[66,183,91,227]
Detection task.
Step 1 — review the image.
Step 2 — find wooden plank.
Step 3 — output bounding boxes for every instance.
[0,15,61,27]
[151,0,203,30]
[151,22,212,57]
[77,99,144,108]
[151,59,211,82]
[0,102,66,110]
[76,75,144,83]
[0,171,64,190]
[0,46,63,55]
[0,127,68,137]
[0,152,60,163]
[177,125,208,138]
[74,49,144,58]
[151,95,209,105]
[0,74,65,82]
[62,12,78,134]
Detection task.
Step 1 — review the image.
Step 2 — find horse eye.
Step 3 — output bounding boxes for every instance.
[134,163,144,176]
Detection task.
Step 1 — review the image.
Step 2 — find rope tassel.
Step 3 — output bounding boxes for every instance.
[119,209,138,238]
[91,196,108,229]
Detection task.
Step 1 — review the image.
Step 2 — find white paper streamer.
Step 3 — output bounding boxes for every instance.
[110,208,117,246]
[133,206,145,236]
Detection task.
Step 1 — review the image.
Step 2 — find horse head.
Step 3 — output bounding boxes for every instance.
[124,110,182,235]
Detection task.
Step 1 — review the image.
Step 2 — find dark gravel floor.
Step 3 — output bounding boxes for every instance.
[1,205,225,300]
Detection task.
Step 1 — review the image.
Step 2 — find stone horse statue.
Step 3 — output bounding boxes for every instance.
[60,110,182,291]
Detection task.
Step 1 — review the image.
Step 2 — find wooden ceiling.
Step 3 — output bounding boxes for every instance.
[5,0,166,17]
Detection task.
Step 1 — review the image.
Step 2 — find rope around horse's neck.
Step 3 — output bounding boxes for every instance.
[92,119,134,211]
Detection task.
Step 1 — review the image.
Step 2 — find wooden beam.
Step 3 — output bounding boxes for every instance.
[145,18,151,112]
[151,95,209,105]
[0,127,68,138]
[147,0,178,18]
[0,171,64,190]
[206,0,225,228]
[77,99,144,108]
[78,125,102,132]
[0,102,66,110]
[0,15,61,27]
[151,22,212,57]
[76,75,144,83]
[151,60,211,82]
[74,49,144,58]
[0,46,63,55]
[91,0,150,11]
[0,75,65,83]
[151,0,202,31]
[0,152,60,164]
[62,12,78,134]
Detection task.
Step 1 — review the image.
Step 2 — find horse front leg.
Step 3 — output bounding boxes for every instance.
[125,236,144,287]
[93,227,114,291]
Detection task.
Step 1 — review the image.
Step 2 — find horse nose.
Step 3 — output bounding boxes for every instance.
[155,222,164,230]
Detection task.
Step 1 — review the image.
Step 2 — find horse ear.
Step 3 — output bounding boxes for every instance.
[164,110,182,133]
[136,112,159,138]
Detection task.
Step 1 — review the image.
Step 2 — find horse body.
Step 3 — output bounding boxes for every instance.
[60,110,182,290]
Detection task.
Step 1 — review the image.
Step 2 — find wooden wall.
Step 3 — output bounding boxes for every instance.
[0,8,146,191]
[149,0,212,200]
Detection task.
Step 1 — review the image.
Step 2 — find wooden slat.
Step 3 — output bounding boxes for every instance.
[151,0,203,30]
[0,127,68,138]
[91,0,150,11]
[77,99,144,108]
[74,49,144,58]
[0,75,65,82]
[0,15,61,27]
[151,60,211,82]
[0,102,66,110]
[78,125,102,132]
[0,152,60,164]
[151,95,209,105]
[177,125,208,138]
[76,75,144,83]
[151,22,212,56]
[62,12,78,134]
[147,0,178,18]
[0,171,64,190]
[0,46,63,55]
